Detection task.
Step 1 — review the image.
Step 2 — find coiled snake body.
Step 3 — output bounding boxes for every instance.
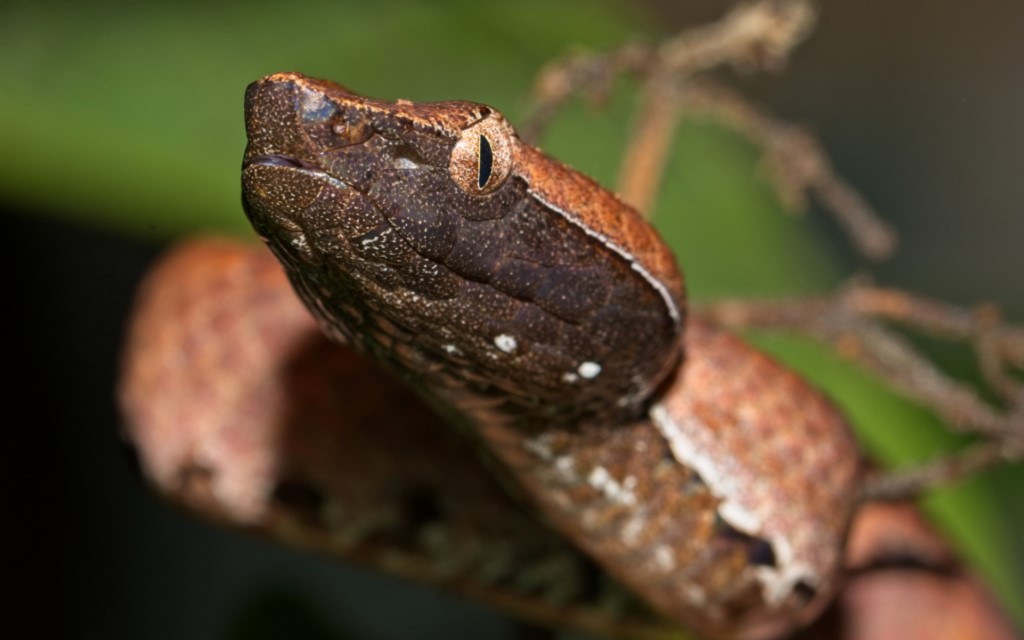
[124,72,863,639]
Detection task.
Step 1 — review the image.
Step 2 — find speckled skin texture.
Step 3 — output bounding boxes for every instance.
[492,317,860,639]
[121,240,1015,639]
[648,319,859,636]
[242,73,685,430]
[119,240,667,637]
[235,73,864,639]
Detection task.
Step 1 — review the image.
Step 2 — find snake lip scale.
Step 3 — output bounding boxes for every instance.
[246,153,323,173]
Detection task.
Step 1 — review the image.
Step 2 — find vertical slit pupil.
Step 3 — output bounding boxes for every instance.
[478,134,493,189]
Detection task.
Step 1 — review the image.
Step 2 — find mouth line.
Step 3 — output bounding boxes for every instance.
[245,153,321,171]
[245,153,350,190]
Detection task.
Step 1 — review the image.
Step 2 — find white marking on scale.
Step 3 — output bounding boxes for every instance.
[588,466,610,485]
[654,545,676,572]
[528,190,682,327]
[523,434,554,460]
[555,456,575,474]
[562,372,579,383]
[322,174,349,190]
[650,404,759,528]
[754,558,817,606]
[683,584,708,606]
[578,361,602,379]
[549,455,581,485]
[394,156,419,170]
[650,403,817,605]
[614,514,647,544]
[719,502,762,535]
[587,466,637,505]
[493,334,518,353]
[621,516,646,545]
[751,531,818,606]
[442,344,461,355]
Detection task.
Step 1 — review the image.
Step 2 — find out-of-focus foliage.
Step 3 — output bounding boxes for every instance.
[0,0,642,236]
[2,0,1019,629]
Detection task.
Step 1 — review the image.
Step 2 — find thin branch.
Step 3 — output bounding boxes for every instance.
[671,82,896,259]
[615,78,682,215]
[862,438,1024,502]
[524,0,894,259]
[523,0,816,141]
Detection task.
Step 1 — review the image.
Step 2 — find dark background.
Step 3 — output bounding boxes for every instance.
[3,1,1022,638]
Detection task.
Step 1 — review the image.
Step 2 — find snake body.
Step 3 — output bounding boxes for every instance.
[120,240,1017,640]
[234,73,860,639]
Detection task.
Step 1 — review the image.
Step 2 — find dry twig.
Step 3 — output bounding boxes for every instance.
[524,0,895,260]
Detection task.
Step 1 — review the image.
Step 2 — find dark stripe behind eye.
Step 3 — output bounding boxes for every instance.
[478,134,493,189]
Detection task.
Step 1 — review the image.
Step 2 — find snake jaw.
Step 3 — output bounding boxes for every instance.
[244,153,320,172]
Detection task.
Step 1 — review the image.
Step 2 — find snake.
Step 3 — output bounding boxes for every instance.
[237,72,862,638]
[124,72,862,639]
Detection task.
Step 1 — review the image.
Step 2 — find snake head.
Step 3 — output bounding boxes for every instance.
[242,73,685,428]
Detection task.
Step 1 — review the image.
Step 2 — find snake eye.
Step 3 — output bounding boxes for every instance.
[477,135,493,188]
[449,114,513,195]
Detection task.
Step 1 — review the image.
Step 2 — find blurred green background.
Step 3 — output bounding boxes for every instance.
[3,1,1021,638]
